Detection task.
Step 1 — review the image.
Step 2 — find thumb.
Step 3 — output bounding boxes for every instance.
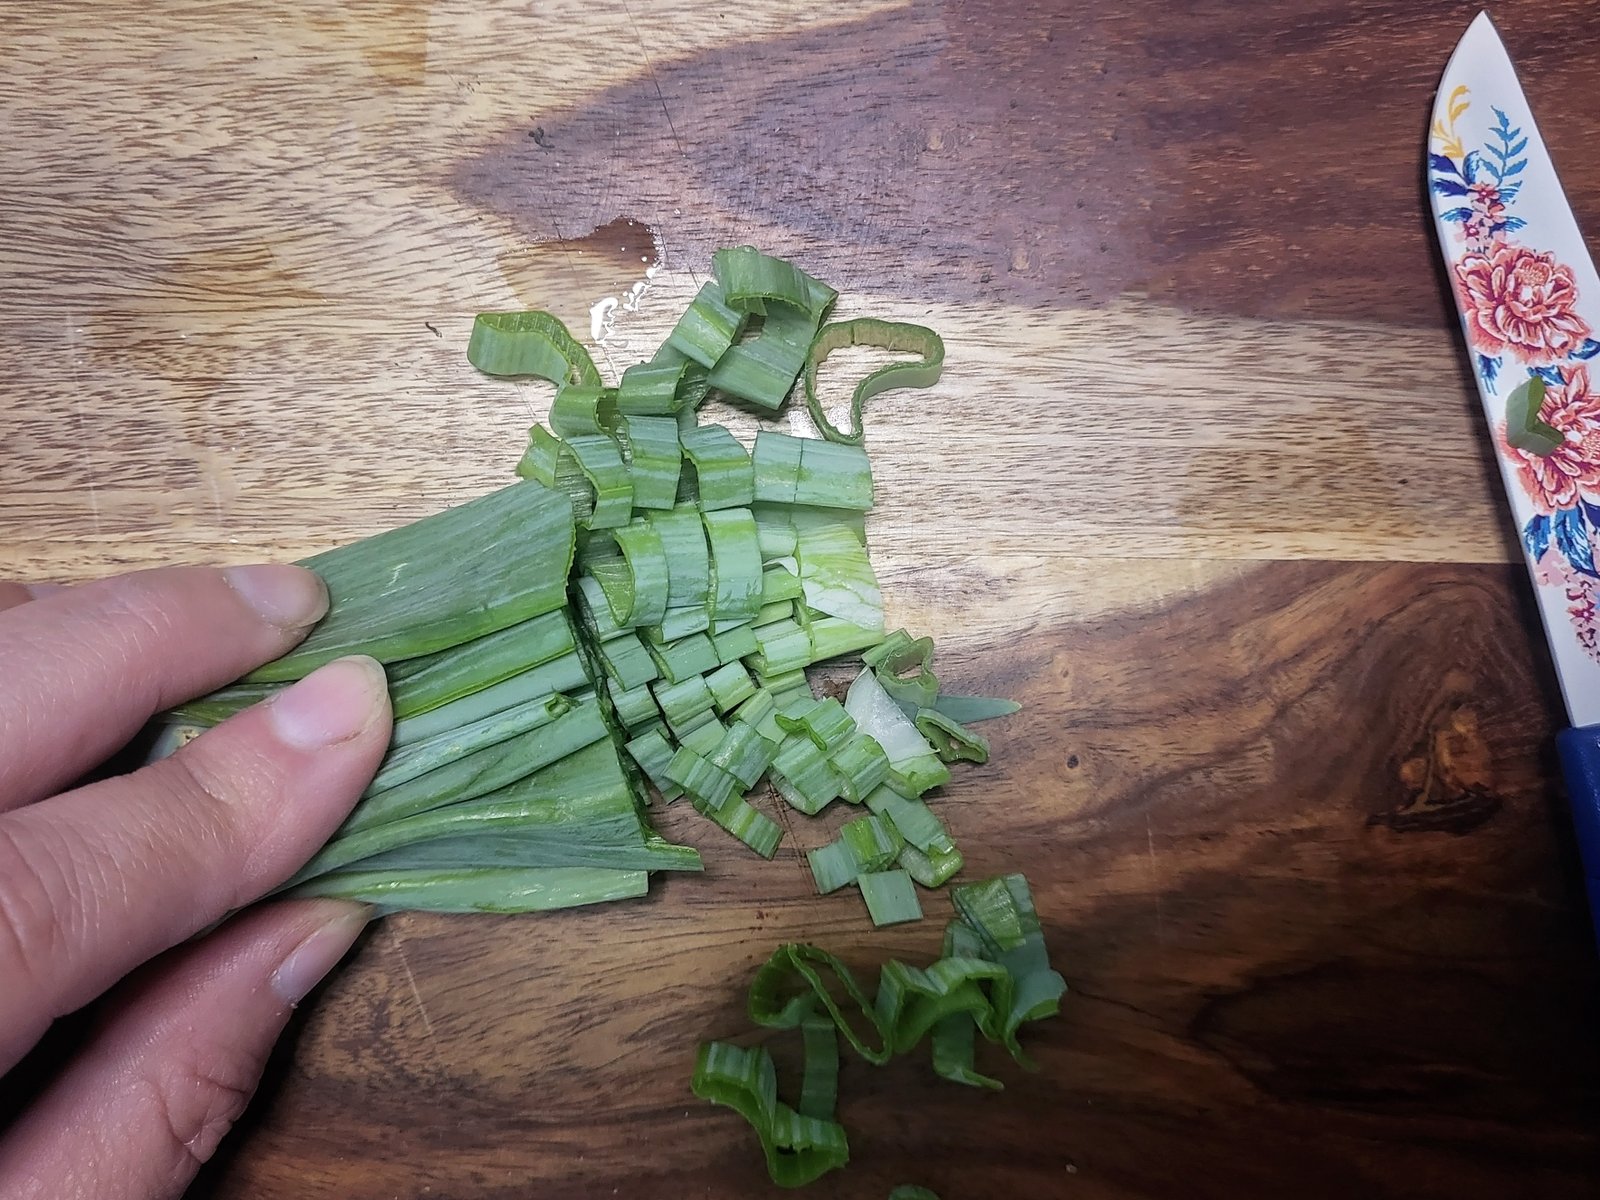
[0,900,369,1200]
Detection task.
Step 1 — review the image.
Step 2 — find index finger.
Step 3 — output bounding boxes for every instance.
[0,564,327,809]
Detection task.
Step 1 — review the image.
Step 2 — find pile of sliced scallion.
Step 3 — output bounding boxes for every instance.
[157,247,1062,1189]
[158,246,1016,924]
[695,873,1065,1188]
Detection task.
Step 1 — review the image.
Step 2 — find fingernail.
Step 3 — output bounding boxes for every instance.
[224,564,329,630]
[268,656,388,751]
[23,582,66,599]
[271,905,371,1006]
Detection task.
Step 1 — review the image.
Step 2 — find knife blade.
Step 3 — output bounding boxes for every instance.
[1429,11,1600,932]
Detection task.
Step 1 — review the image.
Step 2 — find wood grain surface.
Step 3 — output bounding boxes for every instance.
[4,1,1600,1197]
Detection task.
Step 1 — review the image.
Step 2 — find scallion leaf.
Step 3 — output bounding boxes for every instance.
[803,318,944,446]
[1505,376,1563,455]
[930,693,1022,723]
[248,481,575,682]
[858,869,922,926]
[914,709,991,764]
[466,310,600,386]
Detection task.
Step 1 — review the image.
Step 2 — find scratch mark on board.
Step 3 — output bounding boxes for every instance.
[1146,813,1166,944]
[390,927,438,1045]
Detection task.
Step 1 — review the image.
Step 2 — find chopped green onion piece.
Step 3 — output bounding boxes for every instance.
[864,629,938,714]
[791,525,883,632]
[708,249,838,411]
[707,303,818,411]
[950,873,1068,1063]
[803,319,945,446]
[798,1015,841,1120]
[705,661,757,714]
[703,508,764,621]
[858,870,922,927]
[735,687,778,729]
[752,431,804,505]
[710,621,760,664]
[615,415,682,511]
[296,866,648,914]
[466,310,600,386]
[770,733,847,815]
[898,842,965,888]
[932,693,1022,723]
[652,506,711,608]
[389,650,590,748]
[690,1042,849,1189]
[747,943,891,1063]
[762,667,816,711]
[666,746,739,811]
[666,280,749,368]
[1506,376,1563,455]
[754,599,795,627]
[951,876,1026,951]
[653,673,716,735]
[646,605,712,643]
[625,727,682,800]
[888,1188,942,1200]
[707,794,784,858]
[915,709,990,763]
[930,1010,1001,1090]
[808,616,886,663]
[648,631,720,684]
[841,814,903,872]
[680,425,755,511]
[549,383,618,437]
[760,564,804,605]
[776,697,856,753]
[845,669,951,797]
[795,439,873,510]
[607,678,660,732]
[865,787,955,855]
[830,733,890,803]
[807,839,860,894]
[575,574,628,642]
[245,482,575,683]
[596,631,660,690]
[750,618,814,676]
[714,246,837,315]
[617,358,692,415]
[517,428,632,530]
[708,719,778,788]
[678,715,729,757]
[560,434,633,529]
[608,519,673,626]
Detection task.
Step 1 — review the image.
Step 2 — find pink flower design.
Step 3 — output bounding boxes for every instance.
[1538,549,1600,663]
[1468,181,1503,213]
[1505,366,1600,512]
[1455,242,1591,362]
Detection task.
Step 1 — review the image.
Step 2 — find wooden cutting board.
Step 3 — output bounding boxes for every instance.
[4,1,1600,1196]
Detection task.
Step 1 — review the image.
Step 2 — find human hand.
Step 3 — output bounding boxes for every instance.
[0,565,392,1199]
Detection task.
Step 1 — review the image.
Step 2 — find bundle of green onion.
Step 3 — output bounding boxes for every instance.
[158,247,1009,920]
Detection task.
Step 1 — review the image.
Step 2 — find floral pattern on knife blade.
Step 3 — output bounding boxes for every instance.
[1432,84,1600,659]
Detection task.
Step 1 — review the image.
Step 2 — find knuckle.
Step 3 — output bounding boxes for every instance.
[148,744,276,906]
[0,820,68,1009]
[137,1043,264,1185]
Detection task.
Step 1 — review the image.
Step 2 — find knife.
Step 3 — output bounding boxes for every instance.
[1429,11,1600,933]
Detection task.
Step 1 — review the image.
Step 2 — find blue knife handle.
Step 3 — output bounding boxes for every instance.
[1555,724,1600,930]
